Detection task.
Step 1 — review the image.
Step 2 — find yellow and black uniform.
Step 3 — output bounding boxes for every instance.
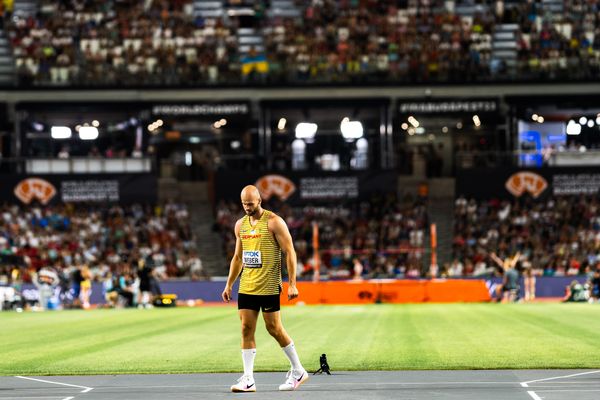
[238,209,283,312]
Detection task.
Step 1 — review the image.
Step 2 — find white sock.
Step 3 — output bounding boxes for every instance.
[282,342,304,373]
[242,349,256,378]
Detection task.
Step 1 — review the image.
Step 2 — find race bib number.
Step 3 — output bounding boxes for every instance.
[243,250,262,268]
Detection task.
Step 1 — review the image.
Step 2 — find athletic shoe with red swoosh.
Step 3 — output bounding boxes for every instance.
[279,369,309,391]
[231,375,256,392]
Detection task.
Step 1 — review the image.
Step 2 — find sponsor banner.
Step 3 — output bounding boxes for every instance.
[152,103,250,116]
[0,174,156,205]
[399,99,498,114]
[456,167,600,200]
[9,277,575,305]
[214,171,397,204]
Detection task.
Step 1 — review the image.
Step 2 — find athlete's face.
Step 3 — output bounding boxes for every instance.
[241,199,260,216]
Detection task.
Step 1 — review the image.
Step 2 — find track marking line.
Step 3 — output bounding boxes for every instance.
[535,389,600,393]
[62,397,74,400]
[527,391,543,400]
[15,376,93,394]
[520,370,600,388]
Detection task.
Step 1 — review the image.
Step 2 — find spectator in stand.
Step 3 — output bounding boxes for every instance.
[7,0,600,86]
[215,194,427,279]
[454,194,600,279]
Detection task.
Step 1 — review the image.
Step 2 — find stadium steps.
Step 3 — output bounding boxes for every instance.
[236,28,265,56]
[267,0,301,18]
[541,0,563,14]
[425,178,456,270]
[492,24,519,70]
[13,0,37,18]
[427,195,455,270]
[158,179,228,277]
[0,32,14,85]
[193,0,224,18]
[178,181,229,277]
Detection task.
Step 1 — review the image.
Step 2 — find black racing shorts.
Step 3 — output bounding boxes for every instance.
[238,293,280,313]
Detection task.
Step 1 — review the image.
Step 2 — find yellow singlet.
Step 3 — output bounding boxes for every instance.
[238,210,282,295]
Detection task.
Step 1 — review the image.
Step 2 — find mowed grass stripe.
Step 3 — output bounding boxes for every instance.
[2,304,600,375]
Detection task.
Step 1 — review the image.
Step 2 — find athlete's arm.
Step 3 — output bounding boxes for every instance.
[510,252,521,268]
[271,215,299,300]
[489,252,504,269]
[222,219,243,303]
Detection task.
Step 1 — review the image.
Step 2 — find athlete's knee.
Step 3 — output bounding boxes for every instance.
[265,321,282,337]
[241,322,255,338]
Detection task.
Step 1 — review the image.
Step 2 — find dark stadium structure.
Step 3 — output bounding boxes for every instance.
[1,1,600,398]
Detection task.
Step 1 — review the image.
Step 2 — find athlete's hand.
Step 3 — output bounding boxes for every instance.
[222,286,232,303]
[288,285,299,301]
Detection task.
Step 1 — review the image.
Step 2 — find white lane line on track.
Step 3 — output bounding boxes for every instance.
[0,397,67,399]
[526,391,543,400]
[520,370,600,388]
[78,381,525,391]
[15,376,93,393]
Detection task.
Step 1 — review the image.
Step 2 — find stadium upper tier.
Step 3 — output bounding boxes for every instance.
[5,0,600,86]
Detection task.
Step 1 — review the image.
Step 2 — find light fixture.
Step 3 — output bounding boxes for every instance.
[473,115,481,127]
[51,126,72,139]
[340,118,363,140]
[401,123,408,130]
[566,120,581,135]
[278,118,287,130]
[408,116,419,128]
[92,120,100,127]
[295,122,317,139]
[579,116,588,125]
[537,116,544,123]
[79,126,99,140]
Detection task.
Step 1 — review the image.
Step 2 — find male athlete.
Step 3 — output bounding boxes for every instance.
[222,185,308,392]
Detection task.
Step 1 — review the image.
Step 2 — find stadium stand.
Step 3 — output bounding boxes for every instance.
[215,194,428,279]
[0,201,202,289]
[6,0,600,86]
[452,194,600,278]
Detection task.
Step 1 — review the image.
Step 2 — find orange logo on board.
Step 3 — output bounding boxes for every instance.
[505,172,548,198]
[14,178,57,205]
[255,175,296,201]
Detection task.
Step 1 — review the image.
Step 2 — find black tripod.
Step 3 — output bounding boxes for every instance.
[313,353,331,375]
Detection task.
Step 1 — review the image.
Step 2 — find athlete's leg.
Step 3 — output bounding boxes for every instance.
[231,309,260,392]
[262,310,291,347]
[263,311,308,391]
[240,309,259,348]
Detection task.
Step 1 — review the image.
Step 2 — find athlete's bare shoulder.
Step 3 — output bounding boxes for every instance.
[266,211,287,232]
[234,217,244,235]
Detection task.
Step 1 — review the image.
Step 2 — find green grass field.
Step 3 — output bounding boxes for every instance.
[2,303,600,376]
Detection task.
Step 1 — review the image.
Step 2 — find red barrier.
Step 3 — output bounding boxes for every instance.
[282,279,490,305]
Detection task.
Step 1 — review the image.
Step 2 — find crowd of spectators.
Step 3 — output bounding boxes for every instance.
[214,194,428,280]
[9,0,239,86]
[451,194,600,278]
[5,0,600,86]
[0,201,205,309]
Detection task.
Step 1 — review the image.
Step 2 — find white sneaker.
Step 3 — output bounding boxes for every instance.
[230,375,256,392]
[278,369,309,391]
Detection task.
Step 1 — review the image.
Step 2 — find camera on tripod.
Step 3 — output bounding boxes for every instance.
[314,353,331,375]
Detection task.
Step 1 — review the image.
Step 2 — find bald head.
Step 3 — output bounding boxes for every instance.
[241,185,262,217]
[241,185,261,201]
